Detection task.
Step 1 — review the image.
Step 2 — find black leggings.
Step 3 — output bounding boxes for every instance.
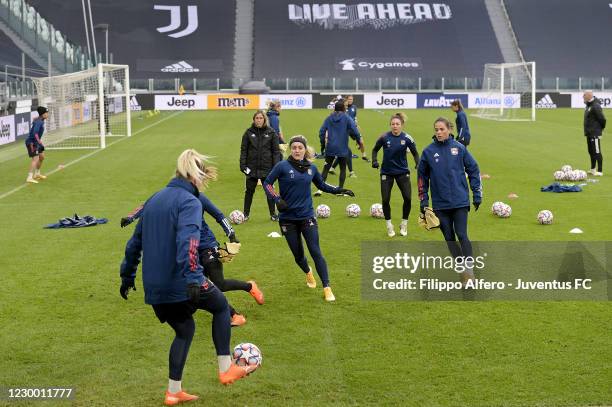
[587,137,603,172]
[167,318,195,381]
[165,281,231,380]
[201,250,251,316]
[321,156,347,188]
[280,217,330,287]
[332,149,353,172]
[380,173,412,220]
[434,207,473,259]
[244,176,276,217]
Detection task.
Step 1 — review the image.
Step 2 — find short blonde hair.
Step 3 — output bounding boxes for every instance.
[176,149,217,189]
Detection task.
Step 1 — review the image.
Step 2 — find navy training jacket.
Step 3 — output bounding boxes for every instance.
[372,131,419,175]
[455,110,471,145]
[319,112,361,158]
[417,136,482,210]
[263,160,340,221]
[120,177,204,305]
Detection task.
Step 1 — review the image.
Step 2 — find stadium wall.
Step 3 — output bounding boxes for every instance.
[1,91,607,147]
[148,92,581,111]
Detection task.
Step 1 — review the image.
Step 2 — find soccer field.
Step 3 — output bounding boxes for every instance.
[0,109,610,406]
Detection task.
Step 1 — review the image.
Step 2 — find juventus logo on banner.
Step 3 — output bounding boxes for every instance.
[154,5,199,38]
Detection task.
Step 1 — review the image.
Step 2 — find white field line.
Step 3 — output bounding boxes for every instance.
[0,112,183,201]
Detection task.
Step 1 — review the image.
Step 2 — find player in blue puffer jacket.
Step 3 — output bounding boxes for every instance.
[417,118,482,282]
[119,150,253,404]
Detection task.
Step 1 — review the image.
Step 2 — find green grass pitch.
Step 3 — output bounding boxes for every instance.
[0,108,610,406]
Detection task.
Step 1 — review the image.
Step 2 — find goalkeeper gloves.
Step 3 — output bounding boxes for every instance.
[218,242,241,263]
[120,280,136,300]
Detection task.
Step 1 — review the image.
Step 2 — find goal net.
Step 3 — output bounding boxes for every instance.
[31,64,131,149]
[473,62,535,121]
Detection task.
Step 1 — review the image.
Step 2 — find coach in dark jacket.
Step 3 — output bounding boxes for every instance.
[583,91,606,175]
[240,110,280,220]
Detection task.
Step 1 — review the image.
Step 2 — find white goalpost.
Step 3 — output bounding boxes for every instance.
[473,61,536,121]
[31,64,131,149]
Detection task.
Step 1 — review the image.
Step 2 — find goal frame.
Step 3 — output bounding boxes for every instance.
[32,63,131,149]
[473,61,536,122]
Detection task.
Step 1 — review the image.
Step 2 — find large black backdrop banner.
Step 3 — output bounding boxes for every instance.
[30,0,236,78]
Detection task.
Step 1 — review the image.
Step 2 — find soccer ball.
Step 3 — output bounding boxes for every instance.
[567,170,586,182]
[370,203,384,219]
[575,170,587,181]
[537,210,554,225]
[233,343,262,370]
[491,201,512,218]
[316,204,331,218]
[553,170,566,181]
[346,203,361,218]
[229,210,245,224]
[561,164,573,173]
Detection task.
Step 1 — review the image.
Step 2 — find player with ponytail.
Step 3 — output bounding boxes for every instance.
[119,149,254,405]
[371,113,419,237]
[263,136,354,302]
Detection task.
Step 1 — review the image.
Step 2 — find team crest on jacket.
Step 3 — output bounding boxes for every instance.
[307,169,312,175]
[400,140,406,145]
[250,133,255,138]
[450,148,459,155]
[289,169,295,178]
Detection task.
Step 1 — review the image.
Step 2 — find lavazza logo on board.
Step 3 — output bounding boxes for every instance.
[338,58,421,71]
[417,94,468,108]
